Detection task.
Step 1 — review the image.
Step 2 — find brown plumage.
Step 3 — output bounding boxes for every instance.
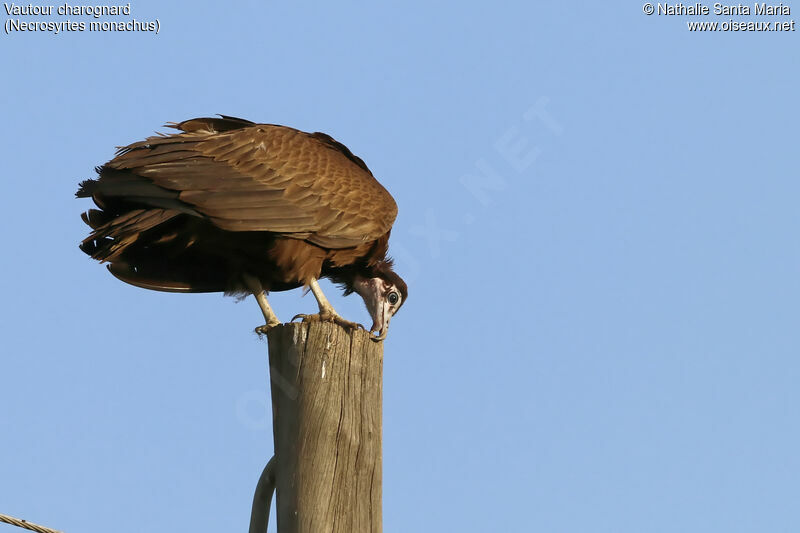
[77,116,407,339]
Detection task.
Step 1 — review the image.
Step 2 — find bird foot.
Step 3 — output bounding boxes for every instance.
[370,330,387,342]
[291,311,364,332]
[254,320,282,337]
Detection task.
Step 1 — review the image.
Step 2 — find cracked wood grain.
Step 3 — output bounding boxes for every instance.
[267,322,382,533]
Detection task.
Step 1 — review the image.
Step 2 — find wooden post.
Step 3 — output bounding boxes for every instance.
[266,321,383,533]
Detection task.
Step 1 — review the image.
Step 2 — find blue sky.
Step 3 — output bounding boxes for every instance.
[2,2,799,532]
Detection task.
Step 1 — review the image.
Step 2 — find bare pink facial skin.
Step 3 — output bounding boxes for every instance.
[352,275,404,339]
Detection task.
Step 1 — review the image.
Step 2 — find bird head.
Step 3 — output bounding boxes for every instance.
[352,261,407,340]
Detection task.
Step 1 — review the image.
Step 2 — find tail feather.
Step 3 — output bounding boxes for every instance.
[80,208,115,229]
[106,261,227,293]
[76,167,199,217]
[80,208,181,262]
[76,179,98,198]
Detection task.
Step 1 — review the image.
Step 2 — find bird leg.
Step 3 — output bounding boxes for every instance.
[254,291,282,335]
[243,274,282,335]
[292,278,363,331]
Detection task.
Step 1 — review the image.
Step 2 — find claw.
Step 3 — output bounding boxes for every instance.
[370,330,387,342]
[254,320,282,337]
[291,311,364,332]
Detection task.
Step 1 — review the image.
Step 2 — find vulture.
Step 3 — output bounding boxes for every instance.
[77,116,407,340]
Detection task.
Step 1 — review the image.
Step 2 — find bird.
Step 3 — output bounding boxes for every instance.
[76,115,407,340]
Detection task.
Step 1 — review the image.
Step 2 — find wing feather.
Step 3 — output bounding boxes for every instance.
[102,120,397,247]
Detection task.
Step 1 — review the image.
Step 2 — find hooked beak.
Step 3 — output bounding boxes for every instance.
[352,275,399,343]
[368,304,391,341]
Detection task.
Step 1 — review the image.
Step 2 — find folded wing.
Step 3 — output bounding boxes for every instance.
[95,117,397,249]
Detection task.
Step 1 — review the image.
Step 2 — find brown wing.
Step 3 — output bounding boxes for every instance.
[103,117,397,249]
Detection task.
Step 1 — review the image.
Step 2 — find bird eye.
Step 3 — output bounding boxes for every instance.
[387,291,399,305]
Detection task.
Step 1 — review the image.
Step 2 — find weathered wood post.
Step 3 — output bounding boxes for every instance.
[265,321,383,533]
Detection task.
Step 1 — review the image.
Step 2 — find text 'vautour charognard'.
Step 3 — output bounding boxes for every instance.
[4,2,160,34]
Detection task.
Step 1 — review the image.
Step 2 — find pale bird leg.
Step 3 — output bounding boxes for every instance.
[254,291,282,334]
[291,278,364,331]
[243,274,282,335]
[309,278,336,314]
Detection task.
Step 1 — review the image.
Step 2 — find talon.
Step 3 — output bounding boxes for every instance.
[255,321,281,336]
[327,313,363,331]
[370,330,387,342]
[290,311,363,332]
